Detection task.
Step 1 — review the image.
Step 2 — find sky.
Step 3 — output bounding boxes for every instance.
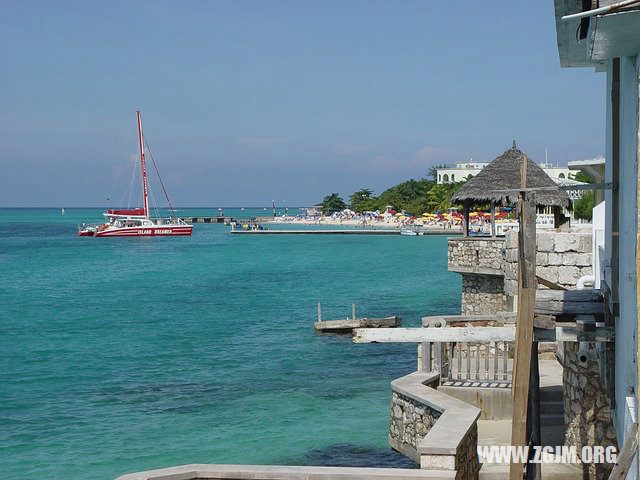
[0,0,605,207]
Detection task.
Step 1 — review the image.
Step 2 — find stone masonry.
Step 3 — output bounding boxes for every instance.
[461,274,507,315]
[389,391,441,464]
[448,237,505,273]
[503,230,593,296]
[448,237,507,315]
[563,342,617,479]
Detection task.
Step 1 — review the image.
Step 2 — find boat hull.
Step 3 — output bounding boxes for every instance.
[93,225,193,237]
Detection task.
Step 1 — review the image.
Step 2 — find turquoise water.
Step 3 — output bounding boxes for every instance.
[0,208,461,480]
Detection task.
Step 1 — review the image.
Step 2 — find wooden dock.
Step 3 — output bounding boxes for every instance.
[231,228,458,235]
[315,316,402,333]
[180,217,236,224]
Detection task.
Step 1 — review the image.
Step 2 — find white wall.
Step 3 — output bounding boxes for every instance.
[606,54,640,444]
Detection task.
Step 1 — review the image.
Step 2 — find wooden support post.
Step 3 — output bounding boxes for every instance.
[317,303,322,322]
[525,341,541,480]
[510,162,537,479]
[553,205,570,230]
[463,201,470,237]
[352,303,356,320]
[490,200,496,237]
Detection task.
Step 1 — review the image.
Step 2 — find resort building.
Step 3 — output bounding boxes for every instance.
[436,161,574,185]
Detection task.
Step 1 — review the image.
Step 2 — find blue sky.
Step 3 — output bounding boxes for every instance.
[1,0,604,207]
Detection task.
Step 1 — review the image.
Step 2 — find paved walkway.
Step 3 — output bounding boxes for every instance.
[477,358,582,479]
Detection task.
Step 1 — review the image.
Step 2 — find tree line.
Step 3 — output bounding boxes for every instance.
[320,167,467,216]
[320,167,596,220]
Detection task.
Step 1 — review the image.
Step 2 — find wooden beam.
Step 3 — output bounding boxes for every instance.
[608,423,637,480]
[535,289,603,302]
[352,325,614,344]
[535,301,604,316]
[490,200,496,237]
[510,187,537,480]
[463,201,470,237]
[353,326,516,343]
[535,275,568,290]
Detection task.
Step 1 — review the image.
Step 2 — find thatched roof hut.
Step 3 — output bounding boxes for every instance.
[451,144,571,236]
[451,145,571,208]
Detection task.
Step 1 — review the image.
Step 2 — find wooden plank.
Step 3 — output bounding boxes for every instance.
[535,301,604,315]
[352,326,517,343]
[608,423,637,480]
[536,275,568,290]
[535,289,603,302]
[352,325,613,343]
[510,187,537,480]
[315,316,401,332]
[503,342,509,381]
[533,315,556,330]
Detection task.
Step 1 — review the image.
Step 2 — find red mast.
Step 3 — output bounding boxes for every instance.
[137,111,150,219]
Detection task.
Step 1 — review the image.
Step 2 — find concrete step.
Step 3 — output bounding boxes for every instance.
[540,385,563,402]
[541,400,564,415]
[541,413,564,426]
[480,464,582,480]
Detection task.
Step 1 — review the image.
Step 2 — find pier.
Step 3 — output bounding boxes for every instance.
[313,303,401,333]
[230,228,458,235]
[179,217,235,224]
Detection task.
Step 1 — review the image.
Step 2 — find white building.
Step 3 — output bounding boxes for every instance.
[436,161,574,184]
[554,0,640,462]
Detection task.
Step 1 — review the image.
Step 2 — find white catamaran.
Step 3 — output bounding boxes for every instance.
[78,111,192,237]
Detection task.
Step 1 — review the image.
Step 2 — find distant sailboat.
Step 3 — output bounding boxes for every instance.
[78,111,193,237]
[61,208,65,214]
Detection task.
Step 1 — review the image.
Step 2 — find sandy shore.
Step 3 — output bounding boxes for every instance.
[263,216,461,231]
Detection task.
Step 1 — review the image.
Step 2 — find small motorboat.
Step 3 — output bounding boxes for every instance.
[400,226,425,236]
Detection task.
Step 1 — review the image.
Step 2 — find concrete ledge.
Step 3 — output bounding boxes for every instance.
[447,266,504,276]
[115,464,456,480]
[391,373,480,456]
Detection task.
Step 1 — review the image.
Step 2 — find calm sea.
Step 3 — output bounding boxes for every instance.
[0,208,461,480]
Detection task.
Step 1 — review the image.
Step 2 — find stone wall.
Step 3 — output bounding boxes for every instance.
[448,237,505,273]
[563,342,617,479]
[448,238,508,315]
[389,391,441,463]
[461,274,507,315]
[390,372,481,479]
[504,230,593,296]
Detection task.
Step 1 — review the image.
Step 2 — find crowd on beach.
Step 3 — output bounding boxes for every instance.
[269,208,511,229]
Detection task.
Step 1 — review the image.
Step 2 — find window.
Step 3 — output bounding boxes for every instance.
[559,173,565,179]
[451,174,455,181]
[438,174,442,182]
[443,174,449,183]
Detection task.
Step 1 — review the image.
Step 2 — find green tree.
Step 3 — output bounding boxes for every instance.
[426,182,464,213]
[349,188,376,212]
[574,191,595,221]
[573,171,595,183]
[321,193,347,213]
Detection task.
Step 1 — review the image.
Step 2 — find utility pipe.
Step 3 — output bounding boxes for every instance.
[562,0,640,21]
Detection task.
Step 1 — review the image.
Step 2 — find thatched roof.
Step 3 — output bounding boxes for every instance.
[451,145,571,207]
